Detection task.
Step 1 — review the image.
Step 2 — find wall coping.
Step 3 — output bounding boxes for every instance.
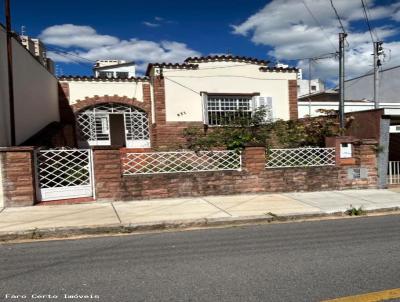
[0,146,36,152]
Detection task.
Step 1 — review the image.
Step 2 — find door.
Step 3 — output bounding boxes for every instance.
[109,114,126,146]
[35,149,94,201]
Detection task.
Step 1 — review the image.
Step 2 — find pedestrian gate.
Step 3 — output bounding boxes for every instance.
[388,161,400,185]
[35,149,94,201]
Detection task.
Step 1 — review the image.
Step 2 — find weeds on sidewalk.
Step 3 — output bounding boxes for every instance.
[345,205,366,216]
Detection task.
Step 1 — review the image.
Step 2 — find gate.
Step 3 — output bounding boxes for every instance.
[388,161,400,185]
[35,149,94,201]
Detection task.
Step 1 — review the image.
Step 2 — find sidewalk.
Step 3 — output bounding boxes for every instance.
[1,189,400,240]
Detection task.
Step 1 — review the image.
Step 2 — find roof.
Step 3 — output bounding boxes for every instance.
[184,55,269,66]
[145,63,199,76]
[58,75,149,82]
[93,61,136,70]
[259,66,298,73]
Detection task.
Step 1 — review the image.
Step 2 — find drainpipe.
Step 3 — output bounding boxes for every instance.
[5,0,16,146]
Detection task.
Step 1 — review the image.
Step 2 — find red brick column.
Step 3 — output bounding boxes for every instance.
[0,147,36,207]
[243,146,266,174]
[92,147,123,201]
[325,136,357,166]
[288,80,298,120]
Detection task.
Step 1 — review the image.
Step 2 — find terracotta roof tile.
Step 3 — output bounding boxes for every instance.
[145,63,199,76]
[58,75,149,82]
[259,66,298,73]
[184,55,269,66]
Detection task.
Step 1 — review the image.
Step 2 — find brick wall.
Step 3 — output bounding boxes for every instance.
[93,137,378,202]
[288,80,298,120]
[0,147,36,207]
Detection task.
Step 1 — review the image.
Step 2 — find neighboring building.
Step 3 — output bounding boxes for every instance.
[93,60,136,78]
[59,55,298,149]
[19,34,54,73]
[0,25,59,147]
[297,78,325,97]
[297,66,400,118]
[345,65,400,104]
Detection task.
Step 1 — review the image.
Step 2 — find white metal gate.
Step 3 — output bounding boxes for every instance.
[35,149,94,201]
[388,161,400,185]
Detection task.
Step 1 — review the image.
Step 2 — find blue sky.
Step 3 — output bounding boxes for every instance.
[4,0,400,83]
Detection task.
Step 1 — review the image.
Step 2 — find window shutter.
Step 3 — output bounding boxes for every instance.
[254,96,273,122]
[201,93,208,124]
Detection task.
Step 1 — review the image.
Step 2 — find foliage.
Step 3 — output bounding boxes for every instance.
[345,205,366,216]
[183,107,353,152]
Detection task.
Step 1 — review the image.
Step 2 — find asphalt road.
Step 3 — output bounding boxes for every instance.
[0,215,399,302]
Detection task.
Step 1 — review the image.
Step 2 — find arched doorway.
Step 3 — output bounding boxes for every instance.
[76,103,150,148]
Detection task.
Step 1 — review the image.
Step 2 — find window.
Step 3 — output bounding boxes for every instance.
[116,72,129,78]
[99,71,114,78]
[205,95,253,126]
[311,85,317,91]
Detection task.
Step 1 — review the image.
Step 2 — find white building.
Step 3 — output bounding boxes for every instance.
[93,60,136,78]
[297,78,325,97]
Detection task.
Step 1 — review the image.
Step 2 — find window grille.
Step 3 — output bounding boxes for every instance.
[76,103,149,145]
[206,95,253,126]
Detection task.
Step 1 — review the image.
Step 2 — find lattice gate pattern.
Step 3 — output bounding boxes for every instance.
[123,151,241,175]
[266,148,336,168]
[76,103,150,146]
[35,149,93,201]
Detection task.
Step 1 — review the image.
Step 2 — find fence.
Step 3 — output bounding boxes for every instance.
[266,147,336,168]
[388,161,400,185]
[122,150,241,175]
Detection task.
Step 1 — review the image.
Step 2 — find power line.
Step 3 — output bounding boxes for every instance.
[48,51,93,67]
[363,0,380,41]
[329,0,347,34]
[360,0,375,43]
[164,77,200,95]
[301,0,337,51]
[46,46,95,64]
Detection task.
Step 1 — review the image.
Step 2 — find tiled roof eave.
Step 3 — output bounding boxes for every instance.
[58,76,149,82]
[259,67,298,73]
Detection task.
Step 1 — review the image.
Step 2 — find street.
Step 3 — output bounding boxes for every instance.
[0,215,399,302]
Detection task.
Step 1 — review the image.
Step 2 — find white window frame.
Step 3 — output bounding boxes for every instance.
[203,94,255,126]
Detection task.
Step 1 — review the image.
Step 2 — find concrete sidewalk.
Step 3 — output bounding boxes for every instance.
[0,189,400,238]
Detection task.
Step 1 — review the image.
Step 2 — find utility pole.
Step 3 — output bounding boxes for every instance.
[338,33,347,129]
[308,58,312,116]
[373,41,383,109]
[5,0,16,146]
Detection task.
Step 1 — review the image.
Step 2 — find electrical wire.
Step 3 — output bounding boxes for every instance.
[164,77,200,95]
[329,0,347,34]
[46,46,95,63]
[360,0,376,43]
[301,0,338,51]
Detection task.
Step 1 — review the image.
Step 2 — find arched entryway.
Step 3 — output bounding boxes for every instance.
[76,103,150,148]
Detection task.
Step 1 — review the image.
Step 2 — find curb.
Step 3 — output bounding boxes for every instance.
[0,207,399,243]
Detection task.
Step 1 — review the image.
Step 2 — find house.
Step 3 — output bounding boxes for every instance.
[59,55,298,149]
[93,60,136,79]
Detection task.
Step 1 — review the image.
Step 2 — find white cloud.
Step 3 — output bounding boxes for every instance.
[40,24,119,49]
[142,21,160,28]
[40,24,201,73]
[233,0,400,82]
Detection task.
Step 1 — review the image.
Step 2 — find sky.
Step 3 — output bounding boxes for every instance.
[3,0,400,85]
